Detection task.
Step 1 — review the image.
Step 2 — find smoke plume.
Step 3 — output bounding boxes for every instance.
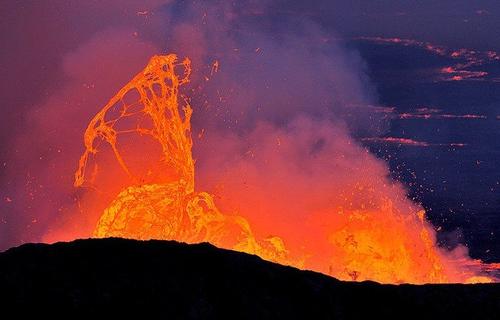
[1,0,488,283]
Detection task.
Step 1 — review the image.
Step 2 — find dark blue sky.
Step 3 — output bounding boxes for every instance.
[283,0,500,50]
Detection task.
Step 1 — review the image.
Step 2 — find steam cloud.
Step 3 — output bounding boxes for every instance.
[0,0,479,281]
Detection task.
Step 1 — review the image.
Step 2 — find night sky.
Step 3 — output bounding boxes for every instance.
[0,1,499,264]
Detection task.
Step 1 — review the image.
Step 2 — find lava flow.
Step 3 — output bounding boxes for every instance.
[74,54,496,284]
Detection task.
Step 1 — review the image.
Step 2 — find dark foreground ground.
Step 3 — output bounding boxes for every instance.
[0,238,498,319]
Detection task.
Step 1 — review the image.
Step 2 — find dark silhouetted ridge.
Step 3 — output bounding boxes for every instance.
[0,238,498,319]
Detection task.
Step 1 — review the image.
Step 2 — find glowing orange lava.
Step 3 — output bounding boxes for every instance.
[74,55,288,264]
[75,54,496,284]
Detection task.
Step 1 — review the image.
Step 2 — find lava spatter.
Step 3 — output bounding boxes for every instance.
[74,55,288,265]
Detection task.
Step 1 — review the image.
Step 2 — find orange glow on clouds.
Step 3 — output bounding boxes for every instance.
[366,105,487,121]
[357,36,496,82]
[361,137,467,148]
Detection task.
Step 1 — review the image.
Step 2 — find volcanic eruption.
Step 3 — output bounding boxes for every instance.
[73,54,496,284]
[74,54,288,264]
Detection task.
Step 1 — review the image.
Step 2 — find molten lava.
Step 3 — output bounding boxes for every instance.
[75,54,495,284]
[74,55,287,264]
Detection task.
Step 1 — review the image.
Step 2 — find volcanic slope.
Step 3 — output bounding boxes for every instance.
[0,238,498,319]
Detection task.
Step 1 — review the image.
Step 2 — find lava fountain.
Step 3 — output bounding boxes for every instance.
[74,54,496,284]
[74,55,287,264]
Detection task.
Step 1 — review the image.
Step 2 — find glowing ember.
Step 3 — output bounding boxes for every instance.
[75,54,496,284]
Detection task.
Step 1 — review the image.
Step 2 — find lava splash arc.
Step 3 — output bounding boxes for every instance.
[74,55,288,264]
[74,54,496,284]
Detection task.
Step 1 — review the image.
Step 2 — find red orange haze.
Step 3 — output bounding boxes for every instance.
[44,54,498,284]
